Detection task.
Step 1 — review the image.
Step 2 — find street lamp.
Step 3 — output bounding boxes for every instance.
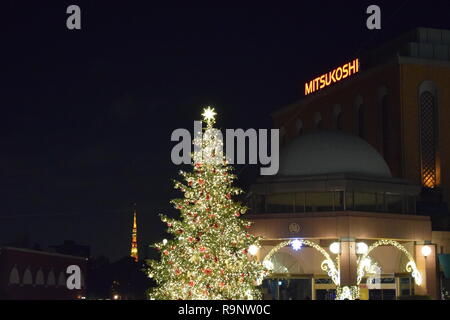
[422,245,432,257]
[356,242,369,254]
[330,242,340,254]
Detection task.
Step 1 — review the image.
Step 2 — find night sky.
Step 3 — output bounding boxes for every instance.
[2,1,450,261]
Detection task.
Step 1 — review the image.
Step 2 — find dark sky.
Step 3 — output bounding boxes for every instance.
[2,1,450,261]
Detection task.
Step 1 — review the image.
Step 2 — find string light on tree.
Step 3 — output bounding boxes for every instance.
[147,107,268,300]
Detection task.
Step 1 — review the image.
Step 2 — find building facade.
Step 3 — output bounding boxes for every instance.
[0,246,87,299]
[248,28,450,300]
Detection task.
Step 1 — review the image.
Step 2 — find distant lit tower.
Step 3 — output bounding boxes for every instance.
[130,208,138,262]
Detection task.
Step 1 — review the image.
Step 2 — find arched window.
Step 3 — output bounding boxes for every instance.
[314,112,322,130]
[9,267,20,285]
[419,81,439,188]
[57,271,66,287]
[332,105,343,130]
[35,269,45,286]
[23,268,33,285]
[47,270,56,287]
[81,272,85,289]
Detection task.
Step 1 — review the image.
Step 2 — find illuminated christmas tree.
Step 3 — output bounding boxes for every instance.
[147,107,267,300]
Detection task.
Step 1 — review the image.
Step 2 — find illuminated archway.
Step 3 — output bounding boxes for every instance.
[262,239,340,286]
[357,239,422,286]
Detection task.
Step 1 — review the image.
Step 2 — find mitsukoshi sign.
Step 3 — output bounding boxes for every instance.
[304,58,360,95]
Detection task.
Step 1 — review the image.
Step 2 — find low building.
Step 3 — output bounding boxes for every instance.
[0,246,87,299]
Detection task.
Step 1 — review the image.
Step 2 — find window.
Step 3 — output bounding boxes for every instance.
[9,267,20,285]
[294,193,305,212]
[334,191,344,210]
[35,269,45,286]
[419,84,438,188]
[23,268,33,285]
[354,192,377,212]
[266,193,293,213]
[47,270,56,286]
[385,194,403,213]
[305,192,333,212]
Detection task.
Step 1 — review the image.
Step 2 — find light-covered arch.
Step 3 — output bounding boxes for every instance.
[357,239,422,285]
[263,239,339,285]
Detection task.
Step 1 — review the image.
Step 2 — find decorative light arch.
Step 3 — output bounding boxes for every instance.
[357,239,422,286]
[263,239,340,285]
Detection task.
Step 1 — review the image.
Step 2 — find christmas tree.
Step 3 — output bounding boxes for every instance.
[147,107,267,300]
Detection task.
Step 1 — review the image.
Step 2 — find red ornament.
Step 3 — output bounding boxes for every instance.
[199,246,206,252]
[243,249,248,254]
[226,193,231,199]
[188,181,193,186]
[214,256,218,263]
[234,212,240,217]
[177,229,184,234]
[175,269,181,275]
[163,250,169,256]
[203,268,212,275]
[213,223,219,229]
[188,280,194,287]
[219,282,225,287]
[206,194,210,200]
[188,237,194,242]
[198,178,205,185]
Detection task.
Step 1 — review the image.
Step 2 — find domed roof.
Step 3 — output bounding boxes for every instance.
[278,131,392,178]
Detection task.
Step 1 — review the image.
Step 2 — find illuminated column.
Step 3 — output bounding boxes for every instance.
[414,243,438,299]
[339,239,357,287]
